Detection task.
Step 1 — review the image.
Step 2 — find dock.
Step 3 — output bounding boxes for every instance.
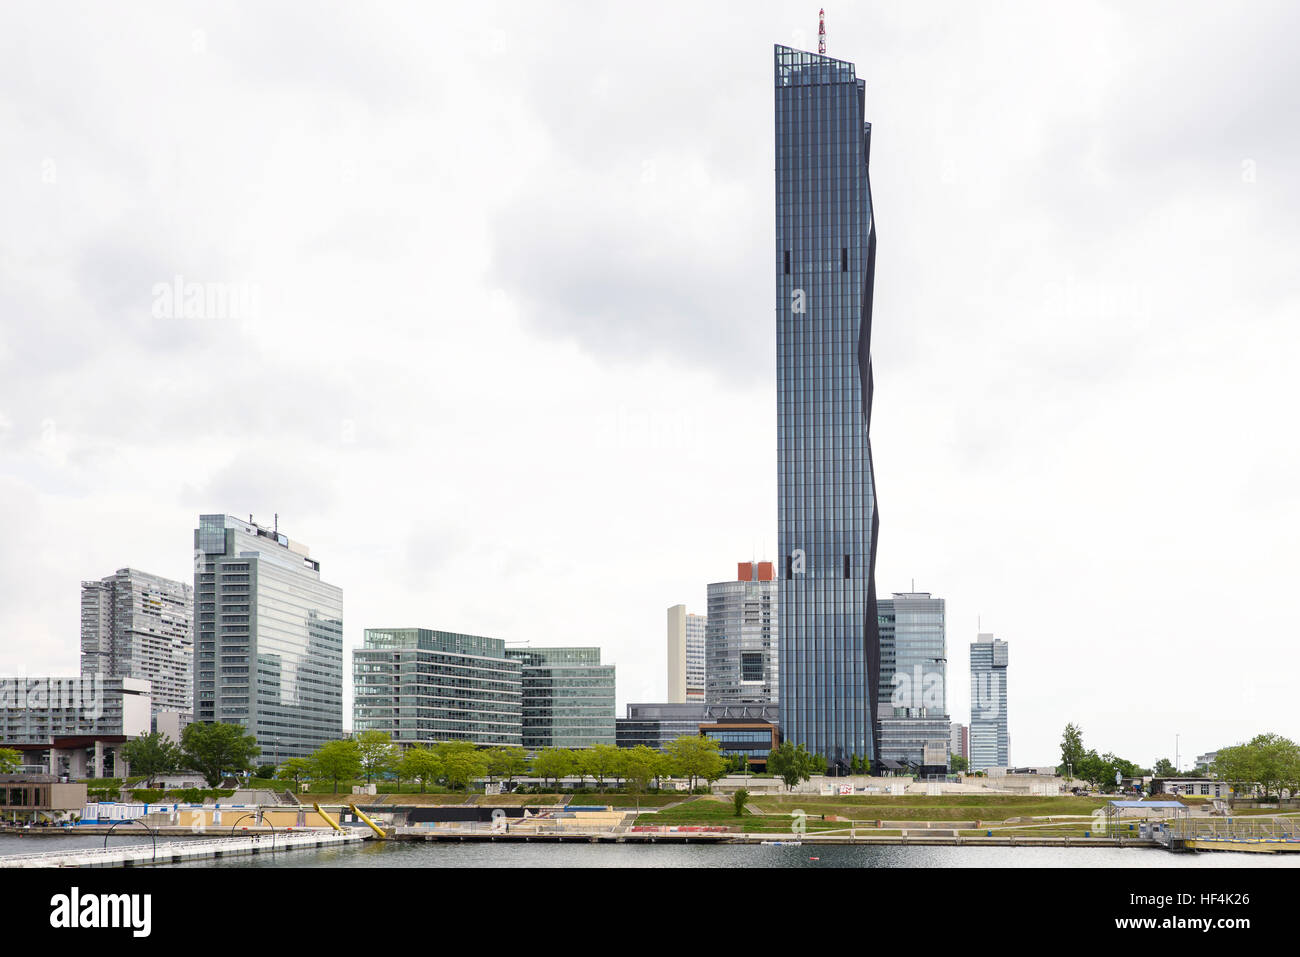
[0,829,367,868]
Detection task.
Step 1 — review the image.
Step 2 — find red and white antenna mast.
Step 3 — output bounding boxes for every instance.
[818,8,827,54]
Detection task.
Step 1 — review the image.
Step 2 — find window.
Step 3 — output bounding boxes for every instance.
[784,250,791,274]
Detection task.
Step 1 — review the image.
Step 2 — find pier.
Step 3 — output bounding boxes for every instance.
[0,829,367,868]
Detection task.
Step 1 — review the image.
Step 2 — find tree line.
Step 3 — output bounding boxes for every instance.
[1058,722,1300,798]
[113,724,847,794]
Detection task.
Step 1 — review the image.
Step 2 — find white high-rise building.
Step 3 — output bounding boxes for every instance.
[80,568,194,719]
[667,605,707,703]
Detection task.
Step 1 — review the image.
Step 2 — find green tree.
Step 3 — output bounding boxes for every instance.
[181,722,260,787]
[275,757,312,790]
[311,739,362,793]
[768,741,814,791]
[622,746,661,793]
[949,754,969,774]
[1215,734,1300,800]
[0,748,21,774]
[1058,722,1085,778]
[356,730,398,785]
[120,732,183,786]
[664,735,726,790]
[583,744,625,789]
[483,746,529,786]
[398,747,442,793]
[570,749,587,788]
[433,741,486,790]
[1152,758,1176,778]
[532,747,575,790]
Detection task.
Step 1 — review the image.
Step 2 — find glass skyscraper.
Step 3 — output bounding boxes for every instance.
[775,43,882,770]
[876,592,950,771]
[969,633,1009,771]
[194,514,343,761]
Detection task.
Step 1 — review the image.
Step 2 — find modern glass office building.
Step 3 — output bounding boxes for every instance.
[194,514,344,761]
[969,633,1009,771]
[353,628,523,747]
[706,562,778,705]
[775,43,882,770]
[876,592,949,770]
[504,646,615,749]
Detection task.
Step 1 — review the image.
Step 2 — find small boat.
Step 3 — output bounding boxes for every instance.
[761,840,803,846]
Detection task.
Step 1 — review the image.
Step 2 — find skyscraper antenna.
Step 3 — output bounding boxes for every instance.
[818,9,827,54]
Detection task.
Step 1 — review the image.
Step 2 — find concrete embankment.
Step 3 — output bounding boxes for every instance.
[388,827,1156,848]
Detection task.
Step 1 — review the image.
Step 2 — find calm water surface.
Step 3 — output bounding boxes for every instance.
[3,832,1297,868]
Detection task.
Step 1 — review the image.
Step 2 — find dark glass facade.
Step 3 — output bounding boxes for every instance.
[775,44,881,770]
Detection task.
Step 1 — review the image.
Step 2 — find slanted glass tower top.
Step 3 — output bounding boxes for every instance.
[774,44,881,770]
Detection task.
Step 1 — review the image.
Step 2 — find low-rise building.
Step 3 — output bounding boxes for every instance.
[699,717,779,770]
[616,702,779,760]
[1154,777,1235,799]
[0,775,88,822]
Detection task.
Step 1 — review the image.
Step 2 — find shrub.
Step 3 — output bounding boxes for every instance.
[733,788,750,816]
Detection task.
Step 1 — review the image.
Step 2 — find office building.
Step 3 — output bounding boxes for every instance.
[775,42,882,771]
[0,675,151,777]
[969,633,1009,771]
[194,514,344,761]
[875,592,950,771]
[354,628,522,747]
[80,567,194,718]
[505,646,616,749]
[705,561,778,705]
[666,605,707,703]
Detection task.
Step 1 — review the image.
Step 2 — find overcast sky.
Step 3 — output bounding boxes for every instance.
[2,1,1297,768]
